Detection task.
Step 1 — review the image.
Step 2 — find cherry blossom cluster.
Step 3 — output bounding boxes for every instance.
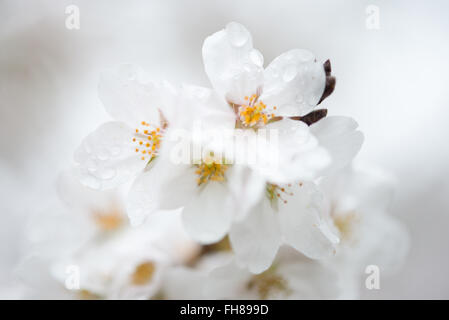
[18,22,408,299]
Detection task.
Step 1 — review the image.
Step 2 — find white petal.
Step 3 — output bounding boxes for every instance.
[98,64,176,126]
[74,121,146,190]
[202,22,263,104]
[251,119,331,184]
[205,259,253,299]
[261,49,326,116]
[182,182,233,244]
[226,165,266,221]
[277,256,341,299]
[57,168,119,211]
[126,163,164,226]
[310,116,364,175]
[171,84,235,132]
[278,182,339,259]
[229,198,282,274]
[157,161,198,210]
[162,267,208,299]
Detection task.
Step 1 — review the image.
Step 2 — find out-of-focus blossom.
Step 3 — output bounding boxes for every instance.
[163,247,341,299]
[17,170,200,299]
[320,164,410,298]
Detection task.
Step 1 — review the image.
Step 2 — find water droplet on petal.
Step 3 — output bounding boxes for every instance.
[271,68,280,78]
[283,65,297,82]
[98,168,116,180]
[83,175,101,190]
[243,63,257,73]
[87,167,97,174]
[226,22,249,47]
[249,49,264,67]
[97,149,110,161]
[86,159,97,172]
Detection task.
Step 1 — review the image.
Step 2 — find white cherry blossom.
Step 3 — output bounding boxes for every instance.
[162,248,342,300]
[319,164,410,298]
[74,64,176,191]
[203,22,326,117]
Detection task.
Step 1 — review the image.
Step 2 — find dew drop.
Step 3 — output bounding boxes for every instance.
[243,63,257,73]
[87,167,97,174]
[97,149,110,161]
[249,49,263,67]
[282,65,297,82]
[226,22,249,47]
[86,159,97,172]
[83,175,101,190]
[98,168,116,180]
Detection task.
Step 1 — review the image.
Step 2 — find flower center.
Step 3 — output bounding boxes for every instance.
[266,183,300,205]
[93,209,123,231]
[78,289,101,300]
[131,262,156,285]
[333,211,359,243]
[238,94,276,128]
[133,121,163,161]
[195,161,229,186]
[247,267,289,299]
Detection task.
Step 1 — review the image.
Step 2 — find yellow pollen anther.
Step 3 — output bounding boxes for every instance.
[131,262,155,285]
[266,183,294,205]
[195,159,229,186]
[247,266,289,299]
[237,94,275,128]
[132,120,165,161]
[93,210,123,231]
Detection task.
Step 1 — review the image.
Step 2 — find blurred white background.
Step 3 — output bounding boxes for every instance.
[1,0,448,299]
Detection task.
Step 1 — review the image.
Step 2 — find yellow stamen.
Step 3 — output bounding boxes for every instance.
[131,262,156,285]
[247,266,289,299]
[93,210,123,231]
[132,121,164,161]
[195,160,229,186]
